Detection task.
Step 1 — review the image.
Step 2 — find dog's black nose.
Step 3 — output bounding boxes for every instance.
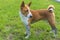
[29,15,32,18]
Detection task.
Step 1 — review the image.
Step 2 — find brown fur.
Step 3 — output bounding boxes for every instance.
[29,9,55,25]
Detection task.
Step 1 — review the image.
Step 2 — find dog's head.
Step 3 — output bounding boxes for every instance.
[20,1,32,18]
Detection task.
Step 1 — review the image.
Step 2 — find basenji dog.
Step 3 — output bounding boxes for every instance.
[19,1,57,38]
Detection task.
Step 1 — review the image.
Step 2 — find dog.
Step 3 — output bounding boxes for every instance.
[19,1,57,38]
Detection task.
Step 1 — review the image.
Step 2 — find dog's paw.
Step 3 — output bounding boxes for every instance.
[24,32,31,39]
[49,30,57,38]
[25,35,29,39]
[24,33,31,39]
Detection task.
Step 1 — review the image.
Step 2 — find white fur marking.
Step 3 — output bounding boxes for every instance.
[25,34,30,39]
[19,10,32,25]
[26,6,32,18]
[19,12,29,25]
[49,8,53,11]
[27,11,32,18]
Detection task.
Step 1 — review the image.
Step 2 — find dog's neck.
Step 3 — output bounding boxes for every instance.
[19,11,29,25]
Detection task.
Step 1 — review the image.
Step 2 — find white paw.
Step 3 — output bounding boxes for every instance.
[25,35,29,39]
[49,30,55,34]
[50,31,53,33]
[50,30,57,38]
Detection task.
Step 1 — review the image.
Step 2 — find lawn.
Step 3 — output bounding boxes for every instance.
[0,0,60,40]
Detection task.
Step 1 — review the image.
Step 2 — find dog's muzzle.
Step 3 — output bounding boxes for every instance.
[27,15,32,18]
[29,15,32,18]
[27,12,32,18]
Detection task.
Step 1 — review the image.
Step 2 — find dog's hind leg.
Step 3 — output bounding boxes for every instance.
[48,14,57,35]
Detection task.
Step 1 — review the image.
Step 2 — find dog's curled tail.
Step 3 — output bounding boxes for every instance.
[48,5,55,12]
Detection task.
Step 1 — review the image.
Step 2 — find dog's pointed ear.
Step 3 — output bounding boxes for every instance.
[21,1,25,7]
[28,2,32,7]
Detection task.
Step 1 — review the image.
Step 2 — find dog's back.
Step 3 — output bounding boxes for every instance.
[30,5,55,23]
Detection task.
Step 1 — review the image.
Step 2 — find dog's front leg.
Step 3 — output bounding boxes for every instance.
[24,18,32,39]
[25,24,30,38]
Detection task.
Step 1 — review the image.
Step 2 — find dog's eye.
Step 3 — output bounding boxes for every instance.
[26,10,28,12]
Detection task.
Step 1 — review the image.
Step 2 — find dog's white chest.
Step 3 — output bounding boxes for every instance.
[19,12,29,25]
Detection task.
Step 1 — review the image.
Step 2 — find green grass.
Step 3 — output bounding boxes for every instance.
[0,0,60,40]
